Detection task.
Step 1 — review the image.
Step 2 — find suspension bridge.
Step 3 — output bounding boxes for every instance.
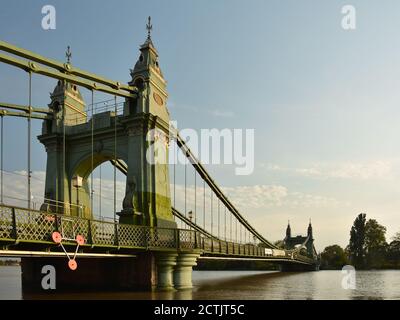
[0,18,319,292]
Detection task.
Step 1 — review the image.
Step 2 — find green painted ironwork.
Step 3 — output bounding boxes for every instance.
[0,53,136,99]
[0,40,136,96]
[0,102,51,115]
[0,204,315,265]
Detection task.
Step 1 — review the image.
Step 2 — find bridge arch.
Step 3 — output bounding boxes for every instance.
[68,150,128,219]
[70,148,128,180]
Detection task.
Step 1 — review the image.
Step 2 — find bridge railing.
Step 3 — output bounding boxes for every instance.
[196,236,315,264]
[0,204,183,250]
[0,204,315,264]
[0,204,212,251]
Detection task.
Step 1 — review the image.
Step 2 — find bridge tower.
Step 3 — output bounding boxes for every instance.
[38,26,175,229]
[286,221,291,238]
[283,220,314,257]
[20,19,202,293]
[306,219,314,257]
[120,23,173,228]
[280,220,318,271]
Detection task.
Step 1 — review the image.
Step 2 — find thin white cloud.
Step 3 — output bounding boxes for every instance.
[265,160,393,180]
[1,170,46,208]
[3,170,343,213]
[210,109,235,118]
[1,170,126,218]
[171,183,342,213]
[288,192,343,209]
[328,161,391,179]
[222,185,288,208]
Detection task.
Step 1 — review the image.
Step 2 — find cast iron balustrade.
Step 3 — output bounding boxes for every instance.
[0,204,315,264]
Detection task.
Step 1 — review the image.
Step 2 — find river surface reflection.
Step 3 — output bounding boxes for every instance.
[1,267,400,300]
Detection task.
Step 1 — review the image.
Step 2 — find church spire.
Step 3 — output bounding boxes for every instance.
[286,220,291,238]
[308,218,313,238]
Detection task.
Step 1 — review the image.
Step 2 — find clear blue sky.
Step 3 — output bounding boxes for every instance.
[1,0,400,250]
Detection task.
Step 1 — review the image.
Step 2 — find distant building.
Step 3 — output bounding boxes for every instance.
[284,220,314,257]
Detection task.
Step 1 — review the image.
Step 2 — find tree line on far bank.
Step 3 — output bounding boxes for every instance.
[321,213,400,270]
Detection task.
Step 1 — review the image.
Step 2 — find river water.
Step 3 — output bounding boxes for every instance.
[1,266,399,300]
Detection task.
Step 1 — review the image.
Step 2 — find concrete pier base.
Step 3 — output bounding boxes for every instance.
[155,253,178,291]
[173,253,200,290]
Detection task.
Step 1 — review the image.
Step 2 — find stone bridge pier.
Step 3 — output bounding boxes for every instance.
[156,252,201,291]
[20,251,201,293]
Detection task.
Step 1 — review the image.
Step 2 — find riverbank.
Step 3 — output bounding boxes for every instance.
[0,260,20,266]
[194,259,278,271]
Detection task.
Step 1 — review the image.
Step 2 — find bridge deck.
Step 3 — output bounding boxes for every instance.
[0,204,315,265]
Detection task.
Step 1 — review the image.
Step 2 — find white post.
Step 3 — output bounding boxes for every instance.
[156,253,178,291]
[174,252,200,290]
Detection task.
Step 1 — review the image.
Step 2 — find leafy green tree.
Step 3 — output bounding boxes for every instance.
[386,240,400,268]
[365,219,387,250]
[320,245,348,269]
[392,232,400,242]
[385,232,400,268]
[364,219,387,268]
[348,213,367,268]
[274,240,284,248]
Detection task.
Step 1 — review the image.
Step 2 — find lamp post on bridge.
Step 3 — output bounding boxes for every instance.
[188,210,193,230]
[188,210,193,242]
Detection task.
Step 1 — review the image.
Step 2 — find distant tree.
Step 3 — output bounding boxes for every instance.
[320,245,348,269]
[386,240,400,268]
[348,213,367,268]
[365,219,387,250]
[364,219,387,268]
[392,232,400,242]
[274,240,284,248]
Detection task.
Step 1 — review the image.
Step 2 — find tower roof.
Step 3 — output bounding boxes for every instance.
[130,16,164,83]
[50,80,84,104]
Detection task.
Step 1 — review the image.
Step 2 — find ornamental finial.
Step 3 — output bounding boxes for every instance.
[66,46,72,64]
[146,16,153,40]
